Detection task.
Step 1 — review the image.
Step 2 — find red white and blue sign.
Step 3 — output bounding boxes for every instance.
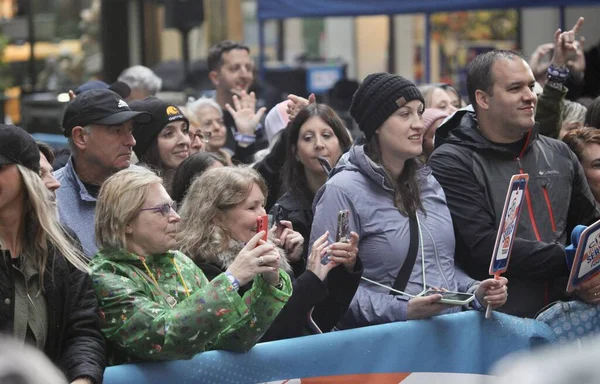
[489,174,529,275]
[567,219,600,292]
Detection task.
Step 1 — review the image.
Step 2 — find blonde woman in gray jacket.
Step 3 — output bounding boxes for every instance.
[310,73,508,328]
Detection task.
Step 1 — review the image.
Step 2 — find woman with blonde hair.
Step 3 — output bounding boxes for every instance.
[178,166,361,341]
[0,125,105,384]
[90,166,291,364]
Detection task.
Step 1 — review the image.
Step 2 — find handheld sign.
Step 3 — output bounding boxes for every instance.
[486,174,529,318]
[566,219,600,292]
[489,174,529,275]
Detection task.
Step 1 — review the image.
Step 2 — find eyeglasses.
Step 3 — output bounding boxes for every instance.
[139,201,177,217]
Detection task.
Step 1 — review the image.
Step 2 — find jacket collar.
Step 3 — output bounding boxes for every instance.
[64,156,97,203]
[95,248,176,264]
[330,144,432,194]
[434,105,539,155]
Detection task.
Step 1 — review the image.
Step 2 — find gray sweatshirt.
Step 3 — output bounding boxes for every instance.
[310,144,478,328]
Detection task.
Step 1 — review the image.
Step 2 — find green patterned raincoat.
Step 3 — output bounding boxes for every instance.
[89,249,292,365]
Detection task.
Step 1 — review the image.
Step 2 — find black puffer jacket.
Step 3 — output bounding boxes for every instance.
[0,247,106,383]
[429,109,600,318]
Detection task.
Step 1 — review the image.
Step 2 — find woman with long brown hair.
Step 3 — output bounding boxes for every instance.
[310,73,508,327]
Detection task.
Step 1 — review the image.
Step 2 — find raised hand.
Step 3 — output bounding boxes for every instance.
[225,91,267,136]
[323,231,359,272]
[552,17,584,67]
[269,220,304,263]
[306,232,337,281]
[286,93,316,121]
[226,231,280,286]
[567,38,586,72]
[529,43,554,77]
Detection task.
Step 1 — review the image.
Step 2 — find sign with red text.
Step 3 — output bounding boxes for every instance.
[567,219,600,292]
[489,174,529,275]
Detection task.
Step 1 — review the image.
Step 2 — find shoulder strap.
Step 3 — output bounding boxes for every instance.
[390,214,418,295]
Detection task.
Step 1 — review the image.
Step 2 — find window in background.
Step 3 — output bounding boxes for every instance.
[414,10,519,96]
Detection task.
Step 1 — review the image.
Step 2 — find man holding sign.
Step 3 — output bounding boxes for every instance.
[429,18,600,318]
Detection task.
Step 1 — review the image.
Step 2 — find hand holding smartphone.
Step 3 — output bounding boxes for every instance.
[423,288,474,306]
[256,215,269,242]
[322,210,350,265]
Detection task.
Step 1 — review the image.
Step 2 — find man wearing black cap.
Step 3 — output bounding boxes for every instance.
[54,89,151,257]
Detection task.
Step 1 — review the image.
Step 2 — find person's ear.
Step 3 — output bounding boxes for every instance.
[70,126,89,150]
[209,70,220,88]
[475,89,491,111]
[125,222,133,234]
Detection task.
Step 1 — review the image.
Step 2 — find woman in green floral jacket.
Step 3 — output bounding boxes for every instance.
[89,167,292,365]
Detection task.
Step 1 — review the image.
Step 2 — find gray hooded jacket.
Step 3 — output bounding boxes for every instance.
[310,144,478,328]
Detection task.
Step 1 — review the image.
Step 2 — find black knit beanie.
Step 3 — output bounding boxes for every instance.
[130,96,189,159]
[350,73,424,141]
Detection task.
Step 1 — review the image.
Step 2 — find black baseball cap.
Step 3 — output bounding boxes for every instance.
[130,96,189,159]
[74,80,132,100]
[0,124,40,173]
[61,89,151,137]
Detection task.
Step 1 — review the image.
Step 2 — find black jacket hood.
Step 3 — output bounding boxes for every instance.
[434,107,539,156]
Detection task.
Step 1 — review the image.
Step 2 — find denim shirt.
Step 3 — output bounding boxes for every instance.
[54,157,98,257]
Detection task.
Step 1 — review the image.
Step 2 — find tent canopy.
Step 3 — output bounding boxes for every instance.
[257,0,600,20]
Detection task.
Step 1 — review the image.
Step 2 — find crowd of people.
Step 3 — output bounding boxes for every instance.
[1,15,600,383]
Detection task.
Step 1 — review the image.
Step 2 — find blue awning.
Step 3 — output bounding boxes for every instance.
[257,0,600,20]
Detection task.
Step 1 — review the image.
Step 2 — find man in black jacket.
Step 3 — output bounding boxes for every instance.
[429,44,600,317]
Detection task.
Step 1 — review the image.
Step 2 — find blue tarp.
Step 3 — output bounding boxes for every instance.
[257,0,600,20]
[104,311,557,383]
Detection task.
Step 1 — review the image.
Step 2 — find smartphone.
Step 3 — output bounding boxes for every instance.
[336,210,350,243]
[256,215,269,242]
[423,288,475,306]
[317,156,332,174]
[321,210,350,265]
[271,204,288,227]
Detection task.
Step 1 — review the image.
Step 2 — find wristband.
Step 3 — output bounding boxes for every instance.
[547,63,569,82]
[234,132,256,144]
[225,272,240,291]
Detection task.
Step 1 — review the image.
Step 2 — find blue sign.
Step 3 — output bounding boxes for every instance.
[306,66,344,94]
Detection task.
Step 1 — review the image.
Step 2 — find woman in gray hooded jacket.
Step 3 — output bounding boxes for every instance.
[310,73,508,328]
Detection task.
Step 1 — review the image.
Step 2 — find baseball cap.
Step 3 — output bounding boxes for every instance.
[61,89,151,137]
[74,80,132,99]
[129,96,189,159]
[0,124,41,173]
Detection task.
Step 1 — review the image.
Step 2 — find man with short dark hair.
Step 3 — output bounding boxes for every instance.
[54,89,150,256]
[429,29,600,318]
[207,40,266,163]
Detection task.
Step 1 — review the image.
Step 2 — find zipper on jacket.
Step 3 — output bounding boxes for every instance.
[541,185,557,233]
[516,157,541,241]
